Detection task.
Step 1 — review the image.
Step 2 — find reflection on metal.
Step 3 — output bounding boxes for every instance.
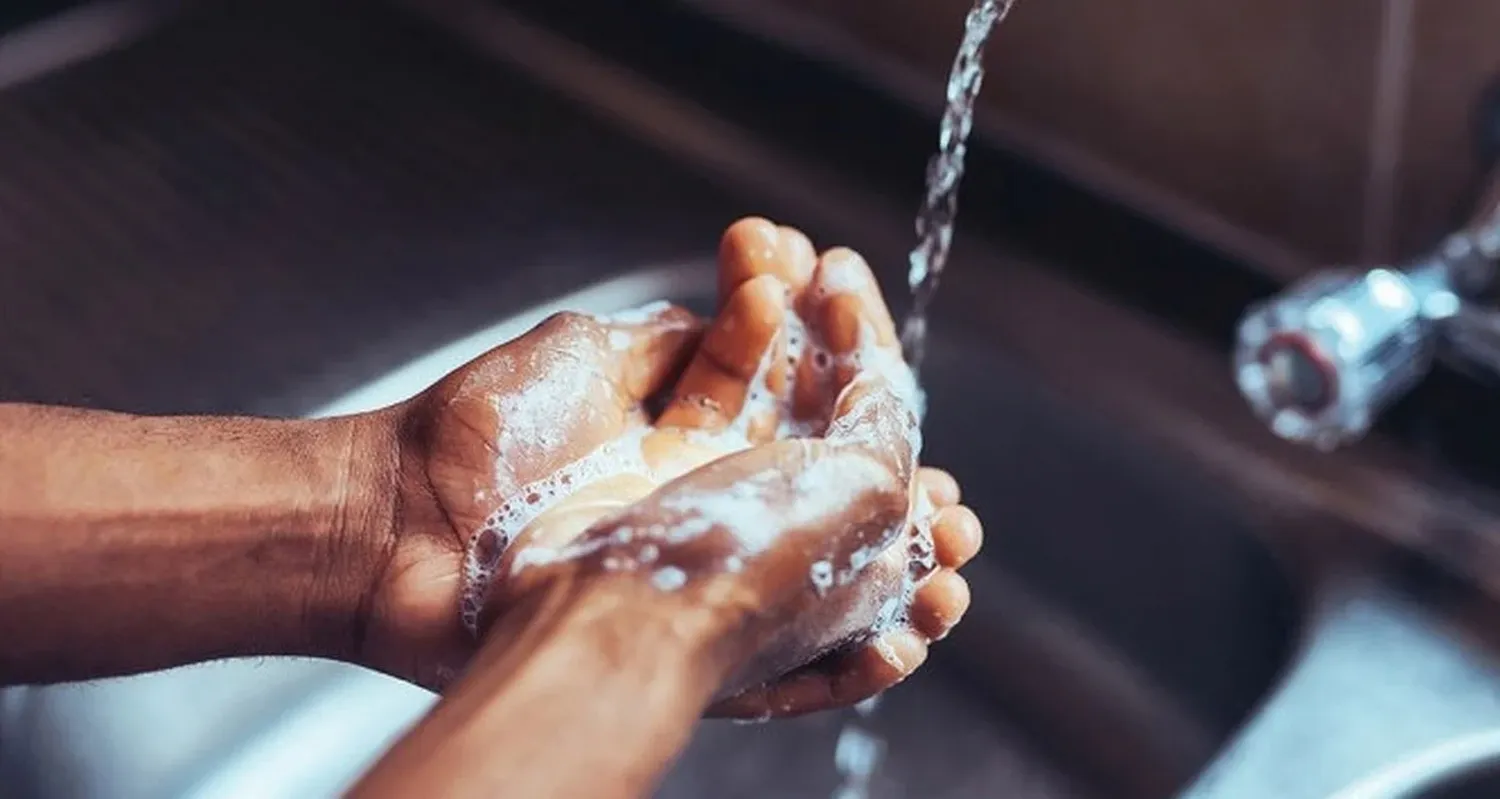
[1327,729,1500,799]
[1235,186,1500,450]
[0,0,186,91]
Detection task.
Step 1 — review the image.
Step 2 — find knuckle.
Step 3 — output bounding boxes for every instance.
[536,310,602,342]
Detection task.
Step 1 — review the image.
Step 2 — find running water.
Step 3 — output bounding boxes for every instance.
[835,2,1017,797]
[899,0,1019,376]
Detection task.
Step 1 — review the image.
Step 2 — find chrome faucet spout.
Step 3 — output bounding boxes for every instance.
[1233,174,1500,449]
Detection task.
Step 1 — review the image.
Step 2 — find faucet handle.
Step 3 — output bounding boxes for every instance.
[1234,268,1443,450]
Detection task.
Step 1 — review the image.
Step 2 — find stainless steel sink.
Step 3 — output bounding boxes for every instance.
[3,1,1500,797]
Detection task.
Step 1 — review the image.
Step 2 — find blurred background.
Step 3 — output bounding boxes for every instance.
[3,1,1500,797]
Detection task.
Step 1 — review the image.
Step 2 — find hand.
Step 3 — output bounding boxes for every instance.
[355,300,704,688]
[475,218,981,716]
[355,218,982,716]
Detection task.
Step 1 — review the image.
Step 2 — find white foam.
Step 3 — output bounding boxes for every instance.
[597,299,673,326]
[459,428,652,633]
[809,560,835,596]
[658,468,783,552]
[651,566,688,592]
[817,258,870,296]
[489,339,599,464]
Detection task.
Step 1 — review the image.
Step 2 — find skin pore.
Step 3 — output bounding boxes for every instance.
[0,217,984,798]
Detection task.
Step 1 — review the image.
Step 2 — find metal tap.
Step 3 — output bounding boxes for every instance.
[1234,179,1500,451]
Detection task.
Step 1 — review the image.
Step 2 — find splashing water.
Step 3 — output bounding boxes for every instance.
[836,2,1017,796]
[899,0,1019,376]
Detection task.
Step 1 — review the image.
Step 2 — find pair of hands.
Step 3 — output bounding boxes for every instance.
[353,218,983,717]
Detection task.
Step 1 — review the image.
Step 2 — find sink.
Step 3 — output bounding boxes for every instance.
[5,2,1500,797]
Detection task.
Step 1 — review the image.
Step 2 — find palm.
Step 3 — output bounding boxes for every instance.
[363,308,699,689]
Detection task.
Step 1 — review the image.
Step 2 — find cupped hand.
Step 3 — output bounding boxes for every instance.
[358,218,983,716]
[357,301,704,688]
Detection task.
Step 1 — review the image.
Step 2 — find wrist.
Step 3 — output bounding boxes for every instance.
[308,408,404,663]
[483,564,742,688]
[353,569,733,799]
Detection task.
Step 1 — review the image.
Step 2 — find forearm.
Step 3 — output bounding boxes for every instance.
[350,572,734,799]
[0,403,396,684]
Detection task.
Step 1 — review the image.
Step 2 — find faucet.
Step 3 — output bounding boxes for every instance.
[1233,178,1500,451]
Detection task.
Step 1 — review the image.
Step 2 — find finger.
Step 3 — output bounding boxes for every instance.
[791,248,904,421]
[917,467,961,507]
[807,247,899,355]
[932,504,982,568]
[709,628,928,719]
[718,217,816,309]
[908,570,971,641]
[824,378,920,483]
[658,274,788,438]
[593,303,705,403]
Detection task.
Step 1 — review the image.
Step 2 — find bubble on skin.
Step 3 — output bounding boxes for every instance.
[730,709,774,725]
[847,542,884,574]
[489,338,602,466]
[460,526,512,631]
[596,299,674,326]
[664,515,715,542]
[651,566,688,592]
[638,543,659,564]
[809,560,835,596]
[817,254,874,297]
[907,526,937,581]
[459,429,652,635]
[722,337,782,445]
[871,634,905,669]
[874,594,905,631]
[607,329,633,351]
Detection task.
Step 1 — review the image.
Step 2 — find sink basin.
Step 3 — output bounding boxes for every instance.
[37,1,1500,796]
[0,2,1310,797]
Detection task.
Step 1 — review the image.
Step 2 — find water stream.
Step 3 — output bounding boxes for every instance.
[835,2,1018,796]
[899,0,1019,376]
